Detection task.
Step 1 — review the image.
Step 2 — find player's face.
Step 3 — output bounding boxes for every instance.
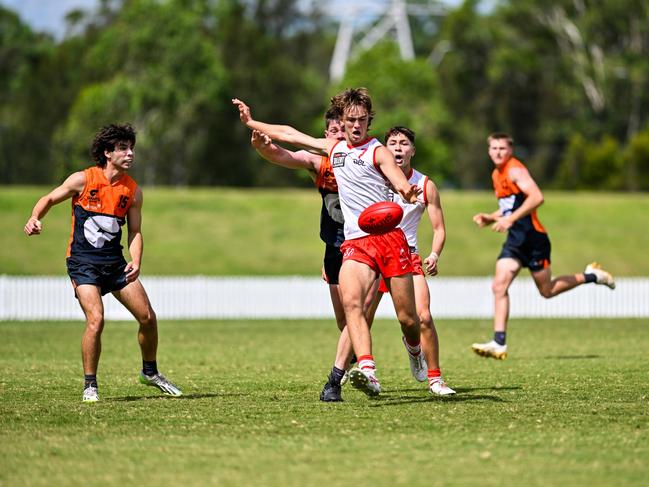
[105,141,135,170]
[488,139,513,167]
[324,119,345,141]
[386,133,415,170]
[342,105,369,144]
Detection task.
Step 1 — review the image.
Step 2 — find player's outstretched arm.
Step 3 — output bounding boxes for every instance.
[375,146,422,203]
[251,130,320,176]
[423,179,446,276]
[232,98,330,154]
[24,171,86,236]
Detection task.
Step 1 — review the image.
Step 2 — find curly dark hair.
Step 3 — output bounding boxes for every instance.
[91,124,136,167]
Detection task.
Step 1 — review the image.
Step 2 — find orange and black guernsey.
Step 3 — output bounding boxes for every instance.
[67,166,138,264]
[315,156,345,247]
[492,157,546,236]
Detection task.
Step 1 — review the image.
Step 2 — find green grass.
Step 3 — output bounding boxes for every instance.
[2,187,649,276]
[1,318,648,486]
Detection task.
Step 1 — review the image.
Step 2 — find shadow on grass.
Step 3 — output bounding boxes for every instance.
[363,388,510,406]
[544,355,601,360]
[107,392,235,402]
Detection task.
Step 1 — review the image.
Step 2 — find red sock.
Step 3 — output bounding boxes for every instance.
[357,354,376,371]
[427,368,441,379]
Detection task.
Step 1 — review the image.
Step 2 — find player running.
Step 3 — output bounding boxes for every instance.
[24,124,182,402]
[233,88,422,398]
[471,133,615,359]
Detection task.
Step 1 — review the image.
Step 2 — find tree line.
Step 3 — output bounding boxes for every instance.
[1,0,648,190]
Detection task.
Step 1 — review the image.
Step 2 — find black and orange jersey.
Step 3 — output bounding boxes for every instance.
[67,166,138,263]
[315,156,345,247]
[492,157,546,237]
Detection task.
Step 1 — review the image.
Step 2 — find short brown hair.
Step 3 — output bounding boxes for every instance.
[330,87,375,126]
[487,132,514,147]
[384,126,415,145]
[324,107,341,130]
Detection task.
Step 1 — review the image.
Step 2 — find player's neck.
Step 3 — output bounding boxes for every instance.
[103,165,125,184]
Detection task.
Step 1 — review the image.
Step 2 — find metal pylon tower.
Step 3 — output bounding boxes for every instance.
[329,0,448,81]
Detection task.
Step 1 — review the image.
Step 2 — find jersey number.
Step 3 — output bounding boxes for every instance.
[118,195,129,209]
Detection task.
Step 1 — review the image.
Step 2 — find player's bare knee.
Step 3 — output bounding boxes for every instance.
[397,311,419,330]
[492,280,509,297]
[419,313,433,330]
[538,287,553,299]
[85,314,104,334]
[137,307,157,327]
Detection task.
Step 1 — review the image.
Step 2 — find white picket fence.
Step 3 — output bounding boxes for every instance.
[1,275,647,321]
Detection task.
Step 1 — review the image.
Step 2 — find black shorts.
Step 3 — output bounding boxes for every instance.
[66,257,129,296]
[498,231,551,272]
[323,244,343,285]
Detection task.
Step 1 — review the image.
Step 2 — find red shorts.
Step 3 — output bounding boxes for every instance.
[378,253,423,293]
[341,228,413,280]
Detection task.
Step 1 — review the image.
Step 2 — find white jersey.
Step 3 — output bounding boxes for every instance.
[330,137,391,240]
[388,168,428,253]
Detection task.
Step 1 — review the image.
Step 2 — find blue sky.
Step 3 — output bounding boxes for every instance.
[2,0,477,40]
[1,0,96,38]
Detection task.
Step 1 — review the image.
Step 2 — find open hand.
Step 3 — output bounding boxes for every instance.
[232,98,252,125]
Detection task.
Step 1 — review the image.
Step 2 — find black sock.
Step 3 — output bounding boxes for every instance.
[329,366,346,385]
[142,360,158,376]
[349,354,357,365]
[494,332,507,346]
[84,374,97,389]
[583,272,597,283]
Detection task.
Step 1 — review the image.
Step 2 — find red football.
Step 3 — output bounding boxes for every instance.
[358,201,403,235]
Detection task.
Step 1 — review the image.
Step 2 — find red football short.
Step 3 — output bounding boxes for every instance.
[378,253,423,293]
[341,228,413,280]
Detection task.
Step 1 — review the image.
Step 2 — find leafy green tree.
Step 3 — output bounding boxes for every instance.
[337,41,453,185]
[623,125,649,190]
[0,8,58,184]
[555,133,624,189]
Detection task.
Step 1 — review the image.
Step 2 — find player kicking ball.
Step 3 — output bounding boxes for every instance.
[24,124,182,402]
[471,133,615,360]
[234,88,423,399]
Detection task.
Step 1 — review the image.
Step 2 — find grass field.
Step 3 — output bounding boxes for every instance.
[1,318,648,486]
[2,187,649,276]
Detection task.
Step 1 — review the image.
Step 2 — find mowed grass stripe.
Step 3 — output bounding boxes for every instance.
[1,318,647,486]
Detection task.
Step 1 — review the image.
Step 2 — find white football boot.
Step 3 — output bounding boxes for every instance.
[429,378,456,396]
[349,368,381,397]
[471,340,508,360]
[139,372,183,396]
[402,337,427,382]
[585,262,616,289]
[82,386,99,403]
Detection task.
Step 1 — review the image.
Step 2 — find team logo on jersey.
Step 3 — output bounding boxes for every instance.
[84,215,120,248]
[87,188,101,209]
[332,152,346,168]
[352,157,365,166]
